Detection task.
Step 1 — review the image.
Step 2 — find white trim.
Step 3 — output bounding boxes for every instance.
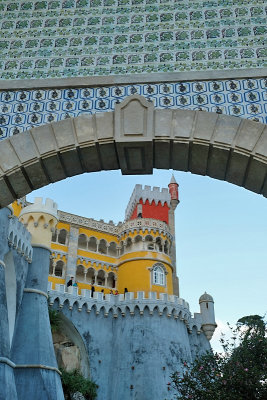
[152,264,166,287]
[118,256,173,270]
[0,357,16,368]
[15,364,61,376]
[32,244,51,251]
[0,67,265,90]
[0,260,6,268]
[24,288,48,299]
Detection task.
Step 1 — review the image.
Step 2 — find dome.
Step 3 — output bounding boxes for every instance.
[199,292,214,303]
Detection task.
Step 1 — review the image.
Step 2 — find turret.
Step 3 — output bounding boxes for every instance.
[168,175,179,296]
[12,198,64,399]
[19,197,58,248]
[199,292,217,340]
[168,174,179,208]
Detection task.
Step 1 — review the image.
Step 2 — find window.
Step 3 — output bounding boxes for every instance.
[152,263,165,286]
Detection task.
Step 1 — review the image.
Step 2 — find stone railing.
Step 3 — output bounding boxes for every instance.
[58,210,119,234]
[58,211,171,239]
[48,285,203,333]
[117,218,171,238]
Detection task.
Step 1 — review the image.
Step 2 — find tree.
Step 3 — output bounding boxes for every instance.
[170,315,267,400]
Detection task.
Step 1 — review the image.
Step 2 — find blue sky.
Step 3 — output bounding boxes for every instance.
[27,169,267,351]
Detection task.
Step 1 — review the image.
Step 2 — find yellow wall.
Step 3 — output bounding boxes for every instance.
[48,276,65,289]
[47,218,175,296]
[12,201,23,217]
[117,258,173,296]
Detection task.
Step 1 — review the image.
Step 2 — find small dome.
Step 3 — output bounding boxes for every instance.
[199,292,214,303]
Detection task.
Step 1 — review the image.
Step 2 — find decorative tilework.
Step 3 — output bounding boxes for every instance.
[0,0,266,80]
[0,78,266,140]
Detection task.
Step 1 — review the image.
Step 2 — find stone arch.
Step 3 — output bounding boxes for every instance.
[0,95,266,208]
[52,313,90,378]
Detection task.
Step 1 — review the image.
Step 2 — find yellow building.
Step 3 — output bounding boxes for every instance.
[15,177,180,298]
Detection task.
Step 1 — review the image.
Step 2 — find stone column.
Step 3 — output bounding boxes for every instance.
[11,198,64,400]
[0,207,18,400]
[65,225,79,282]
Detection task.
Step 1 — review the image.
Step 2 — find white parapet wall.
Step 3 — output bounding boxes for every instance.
[48,287,206,335]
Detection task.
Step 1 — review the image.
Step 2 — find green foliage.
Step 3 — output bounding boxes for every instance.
[48,305,61,333]
[61,369,98,400]
[171,315,267,400]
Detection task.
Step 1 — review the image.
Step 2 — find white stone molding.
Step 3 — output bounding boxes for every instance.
[0,357,16,368]
[15,364,61,376]
[49,289,207,334]
[19,197,58,220]
[117,257,173,270]
[24,288,48,299]
[48,289,206,334]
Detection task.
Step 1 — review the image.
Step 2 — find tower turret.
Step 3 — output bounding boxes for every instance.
[199,292,217,340]
[168,175,179,296]
[12,199,64,399]
[19,197,58,248]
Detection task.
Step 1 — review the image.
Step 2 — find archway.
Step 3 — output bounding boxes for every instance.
[0,95,266,209]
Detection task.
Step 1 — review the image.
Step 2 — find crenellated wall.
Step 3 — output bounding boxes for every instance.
[49,288,212,400]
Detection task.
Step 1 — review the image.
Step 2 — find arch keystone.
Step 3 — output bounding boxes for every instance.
[115,95,154,175]
[115,95,154,139]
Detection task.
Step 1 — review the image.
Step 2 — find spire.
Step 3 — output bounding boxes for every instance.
[168,175,179,205]
[169,174,177,185]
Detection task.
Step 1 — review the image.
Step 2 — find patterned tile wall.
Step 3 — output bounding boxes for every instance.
[0,0,266,80]
[0,78,266,140]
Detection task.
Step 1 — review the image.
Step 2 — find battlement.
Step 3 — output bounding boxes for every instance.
[48,286,204,334]
[125,184,171,221]
[20,197,58,220]
[8,215,32,262]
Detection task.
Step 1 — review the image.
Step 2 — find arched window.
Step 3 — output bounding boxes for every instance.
[51,230,57,242]
[88,237,97,252]
[152,263,165,286]
[108,242,117,257]
[145,235,154,250]
[125,237,132,252]
[97,270,105,286]
[76,265,85,282]
[58,229,67,245]
[86,267,95,284]
[164,240,169,255]
[107,272,116,289]
[155,237,163,252]
[98,239,107,254]
[55,260,64,277]
[78,234,87,249]
[49,259,53,275]
[134,235,143,251]
[120,241,124,255]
